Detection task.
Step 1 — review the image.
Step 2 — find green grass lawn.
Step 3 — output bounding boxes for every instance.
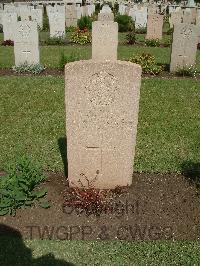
[1,237,200,265]
[0,76,199,173]
[0,43,200,71]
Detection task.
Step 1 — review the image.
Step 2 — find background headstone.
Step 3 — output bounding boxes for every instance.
[2,11,17,41]
[49,6,65,38]
[14,21,39,66]
[170,23,199,72]
[92,17,118,61]
[146,14,163,40]
[65,4,77,27]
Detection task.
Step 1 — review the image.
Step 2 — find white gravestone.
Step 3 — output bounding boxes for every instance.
[14,21,39,66]
[2,11,17,41]
[49,6,65,38]
[170,23,199,72]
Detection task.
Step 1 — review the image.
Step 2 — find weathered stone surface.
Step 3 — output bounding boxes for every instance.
[146,14,163,40]
[49,6,65,37]
[2,11,17,41]
[182,10,194,24]
[65,5,77,27]
[98,12,114,21]
[169,10,183,28]
[65,60,142,189]
[92,20,118,61]
[170,23,199,72]
[81,5,88,16]
[101,4,112,14]
[135,7,147,29]
[14,21,39,66]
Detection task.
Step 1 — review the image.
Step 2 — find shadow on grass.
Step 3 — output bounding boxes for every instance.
[58,137,68,178]
[0,224,74,266]
[181,161,200,190]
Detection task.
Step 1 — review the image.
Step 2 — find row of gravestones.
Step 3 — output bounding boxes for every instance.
[12,11,199,74]
[170,8,200,27]
[0,3,95,41]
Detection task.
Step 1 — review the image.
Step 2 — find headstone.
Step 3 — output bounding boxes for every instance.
[87,4,95,16]
[31,8,43,29]
[170,23,199,72]
[129,7,136,21]
[135,7,147,29]
[14,21,39,66]
[2,11,17,41]
[169,10,183,28]
[101,4,112,13]
[49,6,65,37]
[182,9,194,24]
[98,12,114,21]
[146,14,164,40]
[76,6,82,19]
[81,5,88,16]
[65,60,142,188]
[119,4,126,15]
[187,0,196,7]
[196,15,200,25]
[66,5,77,27]
[0,10,3,25]
[92,15,118,61]
[148,4,159,15]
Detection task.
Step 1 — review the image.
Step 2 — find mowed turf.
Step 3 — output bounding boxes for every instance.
[0,76,199,173]
[0,238,200,266]
[1,45,200,70]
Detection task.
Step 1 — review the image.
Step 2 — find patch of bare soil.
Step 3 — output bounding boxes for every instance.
[0,172,199,241]
[0,68,199,79]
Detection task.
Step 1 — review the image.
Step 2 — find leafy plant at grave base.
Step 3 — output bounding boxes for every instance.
[0,156,49,216]
[197,43,200,50]
[12,62,45,74]
[126,31,136,45]
[59,51,80,70]
[166,27,173,35]
[65,26,77,33]
[1,40,14,46]
[62,173,127,216]
[45,36,66,45]
[163,37,172,47]
[135,27,147,34]
[129,53,163,75]
[175,65,197,77]
[78,16,92,30]
[114,14,134,32]
[70,28,91,45]
[145,38,161,47]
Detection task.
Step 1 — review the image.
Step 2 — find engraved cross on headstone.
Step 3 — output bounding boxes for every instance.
[22,47,31,60]
[86,132,103,174]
